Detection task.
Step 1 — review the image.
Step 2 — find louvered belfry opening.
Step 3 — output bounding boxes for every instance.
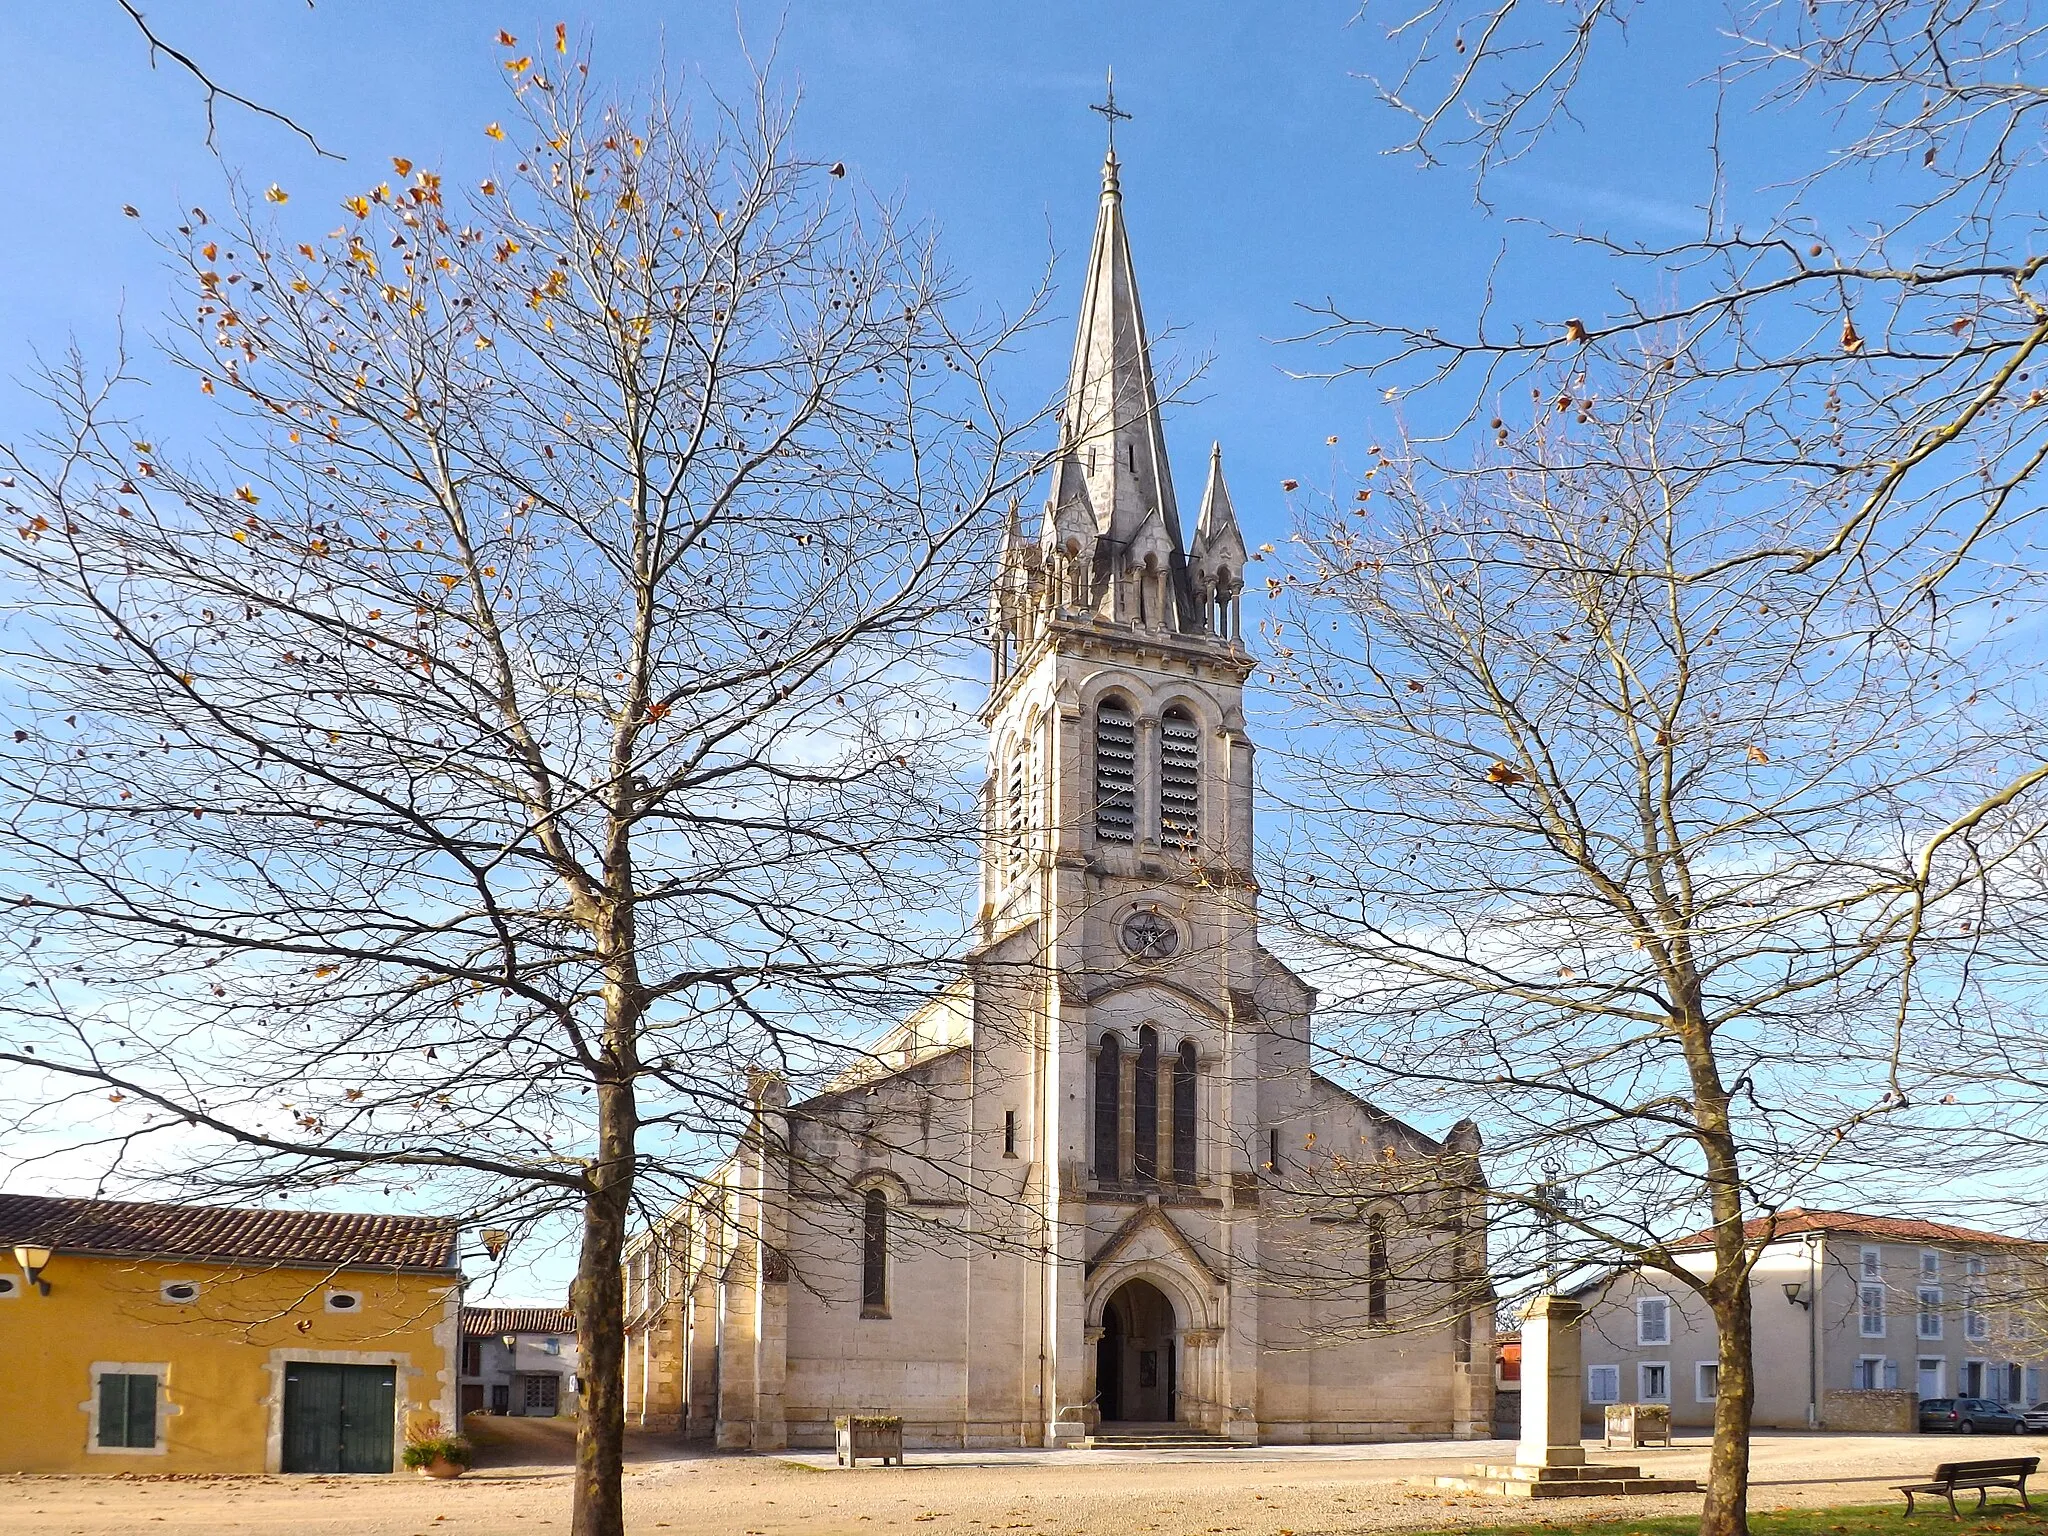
[1094,698,1137,842]
[1005,736,1028,878]
[1159,706,1199,848]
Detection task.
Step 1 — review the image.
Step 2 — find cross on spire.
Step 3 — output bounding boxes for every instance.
[1090,68,1131,153]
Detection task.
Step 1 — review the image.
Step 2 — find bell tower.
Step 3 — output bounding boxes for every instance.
[981,143,1266,1445]
[981,146,1253,937]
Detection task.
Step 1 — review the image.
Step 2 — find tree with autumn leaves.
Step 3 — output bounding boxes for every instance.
[0,46,1042,1536]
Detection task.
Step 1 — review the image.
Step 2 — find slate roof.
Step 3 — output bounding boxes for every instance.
[463,1304,575,1337]
[1672,1207,2044,1251]
[0,1191,459,1273]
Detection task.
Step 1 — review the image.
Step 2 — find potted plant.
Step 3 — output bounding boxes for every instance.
[403,1433,474,1479]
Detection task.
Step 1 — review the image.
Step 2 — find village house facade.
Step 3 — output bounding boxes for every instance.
[0,1192,460,1474]
[460,1304,580,1419]
[619,146,1494,1452]
[1572,1209,2048,1432]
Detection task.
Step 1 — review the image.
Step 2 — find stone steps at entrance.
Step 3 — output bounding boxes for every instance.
[1082,1422,1241,1451]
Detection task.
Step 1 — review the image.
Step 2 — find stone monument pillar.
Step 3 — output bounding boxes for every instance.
[1437,1291,1698,1498]
[1517,1293,1586,1467]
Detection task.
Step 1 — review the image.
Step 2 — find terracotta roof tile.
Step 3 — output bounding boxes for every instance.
[0,1192,459,1272]
[462,1305,575,1337]
[1673,1207,2043,1251]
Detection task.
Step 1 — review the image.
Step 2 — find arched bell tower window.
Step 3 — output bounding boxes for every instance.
[1172,1040,1198,1183]
[1159,706,1199,849]
[1094,697,1136,843]
[1133,1025,1160,1182]
[862,1188,890,1317]
[1093,1035,1121,1180]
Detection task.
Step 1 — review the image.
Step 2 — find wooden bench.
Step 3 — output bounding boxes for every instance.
[1896,1457,2038,1518]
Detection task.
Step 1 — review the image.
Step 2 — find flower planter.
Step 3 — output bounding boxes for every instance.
[420,1455,467,1479]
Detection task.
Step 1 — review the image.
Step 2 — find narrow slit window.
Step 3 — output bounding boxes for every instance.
[1172,1040,1198,1183]
[1268,1127,1281,1173]
[861,1189,889,1316]
[1133,1026,1159,1182]
[1094,1035,1121,1179]
[1368,1213,1389,1324]
[1004,1109,1018,1158]
[1158,707,1200,849]
[1094,700,1136,842]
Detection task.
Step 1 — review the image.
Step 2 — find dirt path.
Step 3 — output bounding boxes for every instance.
[0,1432,1975,1536]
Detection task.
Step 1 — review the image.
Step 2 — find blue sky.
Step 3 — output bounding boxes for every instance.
[0,2,1743,564]
[0,3,1770,1298]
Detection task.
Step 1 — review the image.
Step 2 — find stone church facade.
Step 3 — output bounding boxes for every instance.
[621,148,1494,1451]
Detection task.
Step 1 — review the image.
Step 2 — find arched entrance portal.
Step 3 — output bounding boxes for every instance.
[1096,1278,1177,1424]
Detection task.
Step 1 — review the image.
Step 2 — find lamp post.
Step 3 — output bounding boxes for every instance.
[13,1244,53,1295]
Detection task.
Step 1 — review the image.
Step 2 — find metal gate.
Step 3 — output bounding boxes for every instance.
[281,1362,397,1473]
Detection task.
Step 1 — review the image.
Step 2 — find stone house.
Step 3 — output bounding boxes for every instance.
[0,1191,460,1473]
[460,1305,579,1418]
[1571,1209,2048,1431]
[618,144,1495,1453]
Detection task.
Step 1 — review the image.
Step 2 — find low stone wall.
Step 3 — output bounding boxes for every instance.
[1823,1388,1917,1433]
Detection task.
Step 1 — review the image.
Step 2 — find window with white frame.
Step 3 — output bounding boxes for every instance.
[1639,1362,1671,1402]
[1862,1246,1883,1281]
[1922,1250,1942,1280]
[1861,1278,1886,1337]
[1696,1361,1719,1401]
[1637,1294,1671,1346]
[1854,1356,1898,1390]
[1588,1364,1621,1404]
[1965,1256,1989,1341]
[323,1289,362,1313]
[1919,1286,1944,1339]
[0,1273,19,1299]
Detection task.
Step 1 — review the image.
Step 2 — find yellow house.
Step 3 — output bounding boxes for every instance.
[0,1192,462,1474]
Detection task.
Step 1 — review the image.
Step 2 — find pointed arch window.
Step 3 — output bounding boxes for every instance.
[1134,1025,1160,1182]
[1172,1040,1198,1184]
[1093,1035,1121,1180]
[1159,706,1199,849]
[862,1188,890,1317]
[1094,698,1136,843]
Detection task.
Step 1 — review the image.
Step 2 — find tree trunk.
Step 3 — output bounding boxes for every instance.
[1703,1273,1755,1536]
[571,1071,637,1536]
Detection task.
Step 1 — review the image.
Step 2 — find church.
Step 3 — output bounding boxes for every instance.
[620,145,1494,1451]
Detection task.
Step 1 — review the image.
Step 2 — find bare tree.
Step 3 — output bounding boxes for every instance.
[0,47,1045,1536]
[1268,372,2048,1535]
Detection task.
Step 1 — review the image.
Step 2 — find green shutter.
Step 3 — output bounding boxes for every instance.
[98,1373,157,1448]
[98,1374,127,1447]
[126,1373,157,1448]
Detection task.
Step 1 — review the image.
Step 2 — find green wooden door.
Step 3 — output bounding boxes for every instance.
[281,1362,396,1473]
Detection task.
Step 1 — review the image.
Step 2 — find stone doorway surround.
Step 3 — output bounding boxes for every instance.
[1082,1214,1225,1435]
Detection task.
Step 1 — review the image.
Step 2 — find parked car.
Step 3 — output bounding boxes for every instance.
[2022,1402,2048,1433]
[1920,1397,2027,1434]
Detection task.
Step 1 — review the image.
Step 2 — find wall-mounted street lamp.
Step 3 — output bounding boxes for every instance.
[13,1244,53,1295]
[1784,1280,1811,1310]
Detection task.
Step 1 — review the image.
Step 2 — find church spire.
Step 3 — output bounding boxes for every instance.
[1040,138,1200,630]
